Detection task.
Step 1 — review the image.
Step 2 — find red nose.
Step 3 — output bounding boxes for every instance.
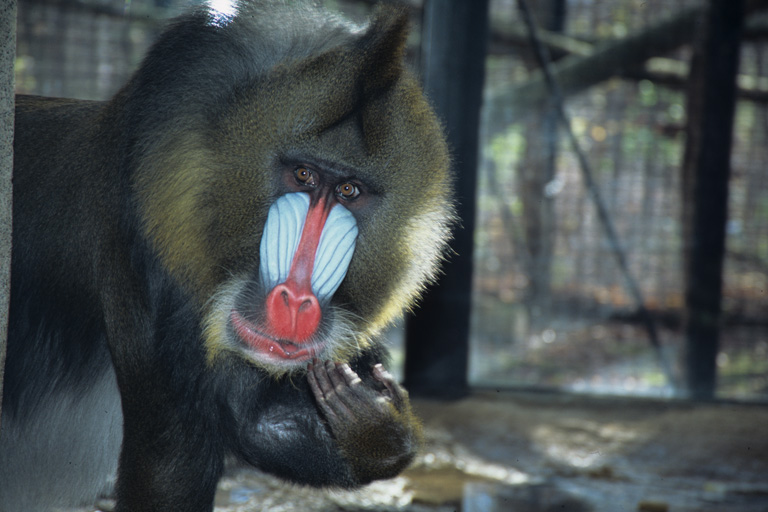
[264,280,321,343]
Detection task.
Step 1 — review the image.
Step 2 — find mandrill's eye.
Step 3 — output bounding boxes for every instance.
[336,182,360,200]
[294,166,317,187]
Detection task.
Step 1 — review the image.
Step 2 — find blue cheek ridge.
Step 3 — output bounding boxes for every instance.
[258,192,358,302]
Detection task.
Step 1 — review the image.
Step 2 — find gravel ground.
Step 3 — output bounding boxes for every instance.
[72,391,768,512]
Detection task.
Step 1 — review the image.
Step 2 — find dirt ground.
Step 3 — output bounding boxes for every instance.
[202,391,768,512]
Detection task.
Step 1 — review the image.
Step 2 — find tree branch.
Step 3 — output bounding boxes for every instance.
[489,1,768,119]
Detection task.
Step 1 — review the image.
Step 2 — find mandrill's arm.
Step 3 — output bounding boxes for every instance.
[228,358,422,487]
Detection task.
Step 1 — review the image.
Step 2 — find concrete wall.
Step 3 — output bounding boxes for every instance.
[0,0,17,421]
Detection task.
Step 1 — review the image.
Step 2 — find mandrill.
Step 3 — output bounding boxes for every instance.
[0,1,453,511]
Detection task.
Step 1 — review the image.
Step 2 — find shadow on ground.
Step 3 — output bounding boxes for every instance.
[202,391,768,511]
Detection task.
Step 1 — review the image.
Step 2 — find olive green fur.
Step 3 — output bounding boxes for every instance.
[130,3,454,360]
[6,2,452,508]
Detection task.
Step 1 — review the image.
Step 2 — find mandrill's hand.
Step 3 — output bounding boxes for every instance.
[307,360,405,418]
[307,359,422,483]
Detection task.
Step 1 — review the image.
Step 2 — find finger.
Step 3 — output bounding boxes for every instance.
[317,360,357,418]
[307,361,323,398]
[326,360,348,392]
[339,363,363,387]
[307,361,340,421]
[311,358,335,396]
[372,364,405,403]
[372,363,393,382]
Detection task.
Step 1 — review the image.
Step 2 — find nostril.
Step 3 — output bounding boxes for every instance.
[265,282,322,342]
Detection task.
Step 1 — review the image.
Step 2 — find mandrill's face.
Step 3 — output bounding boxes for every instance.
[132,18,454,375]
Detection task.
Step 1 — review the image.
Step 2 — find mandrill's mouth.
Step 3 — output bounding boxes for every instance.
[230,310,323,361]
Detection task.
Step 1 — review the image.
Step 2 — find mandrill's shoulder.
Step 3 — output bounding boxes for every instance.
[12,95,127,273]
[15,94,105,126]
[13,95,115,161]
